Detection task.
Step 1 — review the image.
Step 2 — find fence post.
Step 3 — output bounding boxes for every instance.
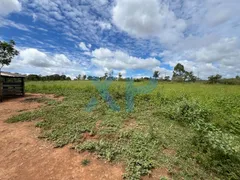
[22,77,25,96]
[0,78,3,102]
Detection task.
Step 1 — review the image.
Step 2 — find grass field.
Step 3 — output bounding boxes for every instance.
[7,81,240,180]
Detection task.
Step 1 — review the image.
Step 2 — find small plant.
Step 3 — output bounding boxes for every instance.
[160,177,168,180]
[81,159,90,166]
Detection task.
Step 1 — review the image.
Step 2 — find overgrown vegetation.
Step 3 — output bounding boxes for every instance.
[7,81,240,179]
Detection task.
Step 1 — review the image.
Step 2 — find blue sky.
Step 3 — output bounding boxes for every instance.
[0,0,240,79]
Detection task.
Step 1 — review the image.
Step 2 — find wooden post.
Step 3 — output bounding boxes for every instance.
[22,77,25,96]
[0,78,2,102]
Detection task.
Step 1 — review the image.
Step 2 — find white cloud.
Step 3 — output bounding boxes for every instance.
[79,42,90,51]
[0,18,29,31]
[91,69,106,77]
[83,51,92,56]
[204,0,239,27]
[95,21,112,30]
[91,48,160,71]
[5,48,85,78]
[112,0,186,45]
[32,13,37,22]
[0,0,21,16]
[193,38,240,64]
[98,0,108,5]
[152,67,172,77]
[160,37,240,79]
[19,48,51,67]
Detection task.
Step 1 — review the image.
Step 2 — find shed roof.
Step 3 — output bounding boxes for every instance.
[0,71,26,78]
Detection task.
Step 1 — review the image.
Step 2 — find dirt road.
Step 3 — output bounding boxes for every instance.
[0,94,123,180]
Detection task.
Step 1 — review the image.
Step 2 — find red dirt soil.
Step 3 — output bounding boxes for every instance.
[0,94,123,180]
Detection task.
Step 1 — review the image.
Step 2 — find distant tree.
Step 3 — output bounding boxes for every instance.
[104,72,108,80]
[109,70,114,77]
[173,63,185,76]
[83,75,87,80]
[118,72,122,80]
[26,74,41,81]
[172,63,196,82]
[236,75,240,79]
[60,75,66,80]
[88,76,93,80]
[185,71,197,82]
[0,40,19,76]
[164,76,170,81]
[153,71,160,79]
[26,74,71,81]
[143,77,150,80]
[172,63,186,82]
[77,74,81,80]
[208,74,222,84]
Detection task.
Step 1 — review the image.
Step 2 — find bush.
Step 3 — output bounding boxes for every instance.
[160,99,211,124]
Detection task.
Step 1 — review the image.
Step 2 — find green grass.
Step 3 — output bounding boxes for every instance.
[81,159,90,166]
[7,81,240,179]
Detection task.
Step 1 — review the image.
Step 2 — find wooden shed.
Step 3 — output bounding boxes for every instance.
[0,72,25,102]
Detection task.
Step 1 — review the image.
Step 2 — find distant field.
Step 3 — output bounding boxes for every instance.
[8,81,240,179]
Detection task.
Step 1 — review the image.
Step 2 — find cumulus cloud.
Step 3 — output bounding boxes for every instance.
[160,37,240,79]
[112,0,186,45]
[5,48,85,78]
[152,67,173,77]
[19,48,52,67]
[91,48,160,71]
[193,38,240,64]
[0,0,21,16]
[202,0,239,27]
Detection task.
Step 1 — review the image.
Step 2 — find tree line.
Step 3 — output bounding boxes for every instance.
[26,74,71,81]
[152,63,240,85]
[153,63,198,82]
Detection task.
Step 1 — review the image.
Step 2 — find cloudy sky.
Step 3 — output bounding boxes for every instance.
[0,0,239,79]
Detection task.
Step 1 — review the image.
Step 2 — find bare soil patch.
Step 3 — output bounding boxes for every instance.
[163,149,177,156]
[142,168,171,180]
[0,94,123,180]
[124,118,138,129]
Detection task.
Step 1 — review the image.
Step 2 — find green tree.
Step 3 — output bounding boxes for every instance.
[0,40,19,75]
[118,72,122,80]
[77,74,81,80]
[172,63,196,82]
[164,76,170,81]
[185,71,197,82]
[208,74,222,84]
[236,75,240,79]
[88,76,93,80]
[83,75,87,80]
[104,72,108,80]
[172,63,186,82]
[153,71,160,79]
[109,70,114,78]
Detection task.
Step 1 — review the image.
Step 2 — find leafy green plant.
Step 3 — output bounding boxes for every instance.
[81,159,90,166]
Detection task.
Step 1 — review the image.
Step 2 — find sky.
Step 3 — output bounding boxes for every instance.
[0,0,240,79]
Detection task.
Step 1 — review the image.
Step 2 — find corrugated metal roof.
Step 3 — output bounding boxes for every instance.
[0,71,26,78]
